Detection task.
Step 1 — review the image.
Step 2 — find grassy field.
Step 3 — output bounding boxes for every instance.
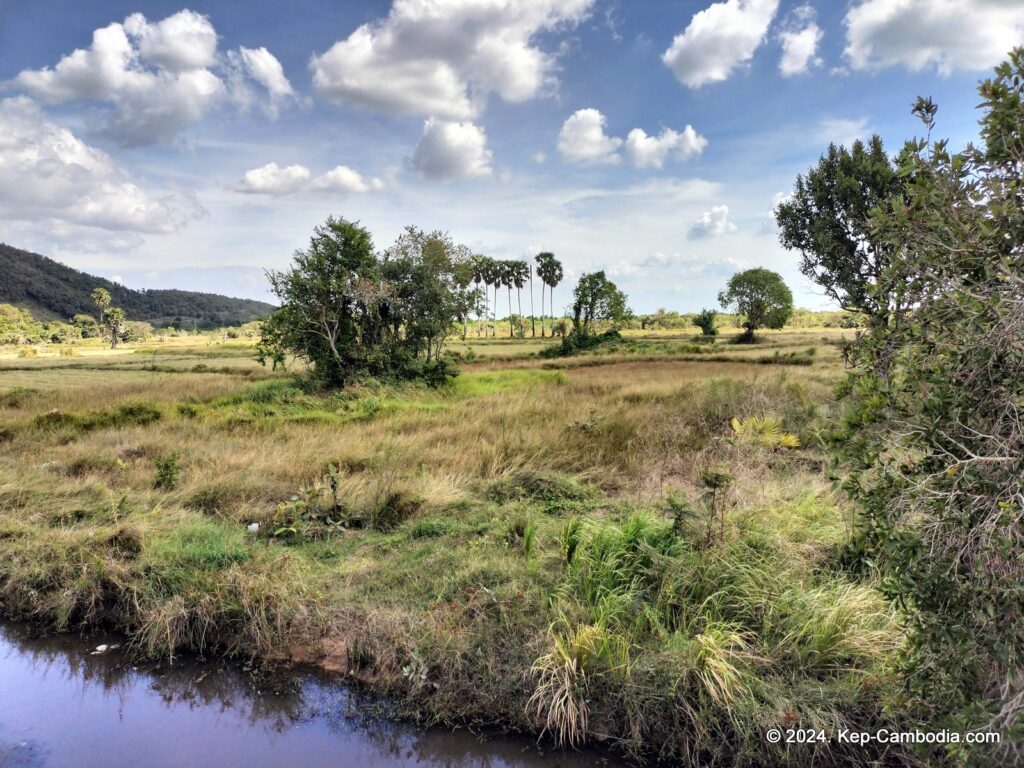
[0,328,910,765]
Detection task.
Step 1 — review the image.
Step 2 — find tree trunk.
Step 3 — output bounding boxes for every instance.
[550,287,555,335]
[529,268,536,337]
[517,287,523,338]
[539,283,545,337]
[508,286,513,338]
[493,284,499,338]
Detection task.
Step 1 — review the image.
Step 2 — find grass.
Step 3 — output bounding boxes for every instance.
[0,328,910,765]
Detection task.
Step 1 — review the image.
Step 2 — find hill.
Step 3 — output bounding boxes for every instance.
[0,244,275,329]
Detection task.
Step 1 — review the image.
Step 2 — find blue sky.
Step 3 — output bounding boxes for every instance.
[1,0,1021,312]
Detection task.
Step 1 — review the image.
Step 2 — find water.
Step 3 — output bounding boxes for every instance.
[0,621,623,768]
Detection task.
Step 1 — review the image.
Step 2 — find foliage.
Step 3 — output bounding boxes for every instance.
[693,308,718,337]
[718,268,793,341]
[153,452,182,490]
[833,50,1024,750]
[730,416,800,448]
[775,136,904,326]
[569,271,630,336]
[257,217,469,388]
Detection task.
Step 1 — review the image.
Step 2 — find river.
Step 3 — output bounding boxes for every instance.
[0,621,624,768]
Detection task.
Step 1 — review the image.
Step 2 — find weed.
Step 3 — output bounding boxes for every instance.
[154,453,182,490]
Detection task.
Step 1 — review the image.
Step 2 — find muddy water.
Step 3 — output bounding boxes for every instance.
[0,621,623,768]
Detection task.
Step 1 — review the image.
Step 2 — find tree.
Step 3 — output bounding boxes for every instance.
[511,261,529,338]
[535,252,555,337]
[257,216,466,388]
[104,307,127,349]
[539,254,563,334]
[91,287,111,324]
[717,269,792,342]
[775,137,904,328]
[693,309,718,337]
[570,271,629,336]
[835,52,1024,748]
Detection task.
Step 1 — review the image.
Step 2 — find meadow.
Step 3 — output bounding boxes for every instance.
[0,328,909,765]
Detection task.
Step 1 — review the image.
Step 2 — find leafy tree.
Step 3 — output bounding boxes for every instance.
[570,271,630,336]
[91,287,111,323]
[104,307,127,349]
[693,308,718,337]
[835,52,1024,748]
[72,314,102,338]
[717,269,792,342]
[258,216,466,388]
[775,137,904,328]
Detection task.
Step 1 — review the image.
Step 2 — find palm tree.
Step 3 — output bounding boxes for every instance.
[91,287,111,324]
[546,256,563,332]
[512,261,529,338]
[482,258,500,338]
[471,256,487,337]
[535,252,554,337]
[529,262,536,337]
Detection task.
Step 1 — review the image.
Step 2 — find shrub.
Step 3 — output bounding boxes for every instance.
[153,453,181,490]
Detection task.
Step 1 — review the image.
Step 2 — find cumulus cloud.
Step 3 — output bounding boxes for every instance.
[558,109,707,168]
[13,10,294,145]
[662,0,779,88]
[0,96,177,233]
[310,0,594,119]
[558,108,623,165]
[410,118,493,181]
[227,46,296,117]
[235,162,383,194]
[313,165,385,193]
[624,126,707,168]
[688,205,738,240]
[778,5,823,76]
[235,162,311,195]
[844,0,1024,75]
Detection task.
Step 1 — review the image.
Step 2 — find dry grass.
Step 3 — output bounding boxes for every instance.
[0,329,909,765]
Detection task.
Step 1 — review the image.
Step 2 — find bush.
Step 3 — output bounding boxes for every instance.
[540,329,621,359]
[153,453,182,490]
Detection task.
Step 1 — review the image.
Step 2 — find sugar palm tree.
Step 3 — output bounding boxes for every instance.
[540,254,563,335]
[535,252,555,337]
[512,261,529,338]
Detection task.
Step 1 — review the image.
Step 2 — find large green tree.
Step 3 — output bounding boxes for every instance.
[258,216,466,387]
[835,52,1024,750]
[717,269,793,341]
[570,271,629,336]
[775,137,904,327]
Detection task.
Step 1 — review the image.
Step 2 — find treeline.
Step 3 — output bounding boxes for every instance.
[0,244,274,329]
[0,303,153,346]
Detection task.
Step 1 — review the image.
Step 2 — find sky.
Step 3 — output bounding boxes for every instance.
[1,0,1022,313]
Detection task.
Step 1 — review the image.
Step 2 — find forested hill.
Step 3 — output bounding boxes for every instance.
[0,244,275,329]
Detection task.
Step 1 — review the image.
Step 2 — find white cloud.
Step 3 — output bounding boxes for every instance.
[816,117,870,147]
[0,97,177,233]
[235,162,311,195]
[688,205,738,240]
[410,118,493,180]
[313,165,385,193]
[124,10,217,72]
[110,274,125,285]
[227,46,296,118]
[532,151,547,164]
[558,108,622,164]
[844,0,1024,75]
[309,0,595,119]
[235,161,384,195]
[559,109,707,168]
[778,6,823,76]
[13,10,293,145]
[662,0,779,88]
[624,125,707,168]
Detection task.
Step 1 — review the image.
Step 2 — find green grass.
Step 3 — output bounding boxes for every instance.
[0,329,910,765]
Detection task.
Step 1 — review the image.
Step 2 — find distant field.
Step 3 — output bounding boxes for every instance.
[0,327,902,766]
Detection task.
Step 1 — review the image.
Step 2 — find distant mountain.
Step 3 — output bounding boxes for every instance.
[0,244,275,329]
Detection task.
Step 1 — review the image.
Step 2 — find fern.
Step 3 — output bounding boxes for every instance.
[730,416,800,449]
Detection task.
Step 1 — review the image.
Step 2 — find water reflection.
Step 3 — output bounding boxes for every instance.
[0,621,622,768]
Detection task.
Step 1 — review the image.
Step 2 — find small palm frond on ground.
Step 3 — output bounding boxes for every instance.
[730,415,800,448]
